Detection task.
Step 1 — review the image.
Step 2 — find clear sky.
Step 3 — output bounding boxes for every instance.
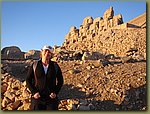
[1,1,146,52]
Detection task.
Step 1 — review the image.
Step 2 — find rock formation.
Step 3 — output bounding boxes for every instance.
[62,6,146,58]
[127,12,146,28]
[1,46,24,60]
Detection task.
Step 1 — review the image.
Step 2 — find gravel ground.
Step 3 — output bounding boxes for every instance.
[1,59,147,110]
[57,60,147,110]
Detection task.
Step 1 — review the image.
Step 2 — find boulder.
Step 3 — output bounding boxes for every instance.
[1,46,24,60]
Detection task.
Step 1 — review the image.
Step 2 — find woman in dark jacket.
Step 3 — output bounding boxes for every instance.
[26,45,63,110]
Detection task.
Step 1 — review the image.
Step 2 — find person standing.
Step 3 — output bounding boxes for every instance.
[26,45,63,110]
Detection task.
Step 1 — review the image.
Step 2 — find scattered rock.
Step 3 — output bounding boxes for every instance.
[1,6,146,111]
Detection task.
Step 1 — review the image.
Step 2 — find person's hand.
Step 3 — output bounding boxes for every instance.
[49,92,56,99]
[33,92,40,99]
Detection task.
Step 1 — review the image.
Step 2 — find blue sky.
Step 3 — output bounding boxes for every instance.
[1,1,146,52]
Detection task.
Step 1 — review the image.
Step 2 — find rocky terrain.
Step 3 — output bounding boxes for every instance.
[1,6,147,111]
[1,57,147,111]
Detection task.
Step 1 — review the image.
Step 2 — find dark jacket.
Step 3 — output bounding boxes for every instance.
[26,60,63,98]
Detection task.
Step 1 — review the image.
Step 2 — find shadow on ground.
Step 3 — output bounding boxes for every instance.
[58,84,147,111]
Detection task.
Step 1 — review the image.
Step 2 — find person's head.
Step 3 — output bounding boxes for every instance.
[40,45,54,60]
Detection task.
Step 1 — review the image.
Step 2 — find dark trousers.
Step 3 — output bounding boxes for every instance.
[30,97,59,110]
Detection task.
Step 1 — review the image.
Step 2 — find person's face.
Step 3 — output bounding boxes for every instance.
[41,49,52,60]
